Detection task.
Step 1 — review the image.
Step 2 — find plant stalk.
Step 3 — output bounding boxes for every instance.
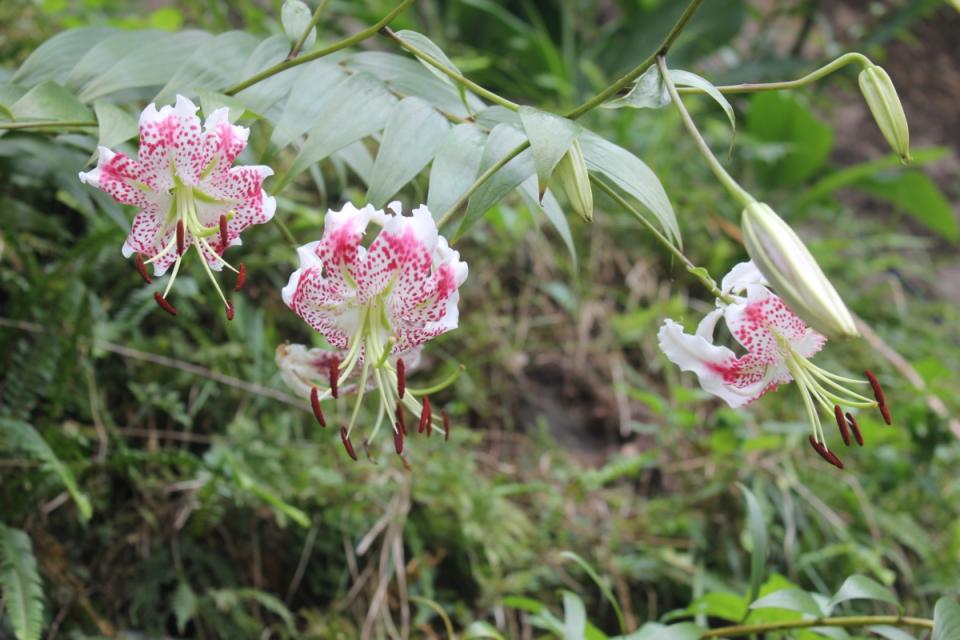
[678,52,871,96]
[288,0,333,59]
[700,614,933,638]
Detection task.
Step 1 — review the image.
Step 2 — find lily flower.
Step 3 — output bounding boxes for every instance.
[282,202,467,460]
[79,95,275,318]
[657,261,892,468]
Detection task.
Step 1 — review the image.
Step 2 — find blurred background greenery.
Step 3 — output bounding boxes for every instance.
[1,0,958,638]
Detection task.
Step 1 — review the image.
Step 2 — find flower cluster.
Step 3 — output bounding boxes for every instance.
[79,95,275,318]
[281,202,468,461]
[658,261,891,468]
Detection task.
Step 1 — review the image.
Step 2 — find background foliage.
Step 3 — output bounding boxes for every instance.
[1,0,958,638]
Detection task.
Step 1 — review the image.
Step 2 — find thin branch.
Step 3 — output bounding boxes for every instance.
[0,120,97,130]
[677,52,870,96]
[700,614,932,638]
[288,0,333,59]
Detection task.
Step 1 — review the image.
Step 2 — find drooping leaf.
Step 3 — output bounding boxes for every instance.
[427,123,486,219]
[749,589,824,617]
[395,30,471,111]
[13,27,116,87]
[826,575,901,613]
[684,592,748,622]
[0,525,44,640]
[519,178,577,266]
[172,581,198,634]
[737,483,769,605]
[281,0,316,50]
[207,588,296,633]
[11,81,92,122]
[650,622,706,640]
[93,100,139,149]
[562,591,587,640]
[579,131,679,246]
[463,621,507,640]
[234,34,292,118]
[366,96,450,207]
[196,90,258,124]
[269,61,347,149]
[154,31,261,104]
[867,625,920,640]
[0,418,92,521]
[519,106,580,199]
[670,69,736,140]
[602,65,669,110]
[933,598,960,640]
[560,550,627,635]
[336,140,376,186]
[855,170,959,242]
[747,91,833,187]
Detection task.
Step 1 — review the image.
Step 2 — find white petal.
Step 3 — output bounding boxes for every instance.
[695,308,724,341]
[721,260,767,296]
[281,240,323,307]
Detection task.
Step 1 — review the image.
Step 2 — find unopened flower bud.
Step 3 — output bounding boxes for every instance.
[858,63,910,163]
[555,140,594,221]
[741,202,858,339]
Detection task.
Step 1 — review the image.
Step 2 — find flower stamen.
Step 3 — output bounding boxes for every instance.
[134,254,152,284]
[419,396,431,434]
[310,386,327,427]
[154,291,177,316]
[864,370,892,425]
[834,404,851,446]
[846,412,864,446]
[340,426,358,461]
[235,263,247,292]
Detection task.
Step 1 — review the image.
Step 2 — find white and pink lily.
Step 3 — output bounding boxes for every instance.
[282,202,467,460]
[79,95,275,317]
[658,261,891,468]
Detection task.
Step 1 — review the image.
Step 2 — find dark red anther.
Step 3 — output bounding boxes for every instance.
[234,263,246,292]
[395,403,406,436]
[442,410,450,441]
[864,370,892,425]
[834,404,851,446]
[394,428,404,455]
[808,436,844,469]
[310,387,326,427]
[134,254,152,284]
[176,220,185,255]
[154,292,177,316]
[340,427,357,461]
[219,214,229,250]
[329,358,340,399]
[846,412,864,446]
[418,396,431,434]
[396,358,406,398]
[225,300,235,321]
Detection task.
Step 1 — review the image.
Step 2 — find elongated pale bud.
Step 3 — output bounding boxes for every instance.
[555,140,594,222]
[859,63,910,163]
[741,202,858,339]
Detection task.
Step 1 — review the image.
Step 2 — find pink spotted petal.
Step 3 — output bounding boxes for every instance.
[276,343,421,398]
[137,95,204,190]
[198,108,250,181]
[724,284,826,362]
[79,147,152,209]
[282,242,357,350]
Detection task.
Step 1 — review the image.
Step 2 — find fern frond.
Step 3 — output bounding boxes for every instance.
[0,418,92,521]
[0,524,45,640]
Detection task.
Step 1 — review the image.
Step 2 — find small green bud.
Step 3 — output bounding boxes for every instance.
[858,63,910,163]
[555,140,594,222]
[741,202,858,339]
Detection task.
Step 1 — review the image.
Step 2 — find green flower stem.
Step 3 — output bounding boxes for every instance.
[380,26,520,112]
[699,614,933,638]
[436,140,530,231]
[224,0,415,96]
[678,52,872,96]
[564,0,705,119]
[272,215,299,250]
[288,0,333,59]
[0,120,97,130]
[658,55,754,208]
[591,176,730,303]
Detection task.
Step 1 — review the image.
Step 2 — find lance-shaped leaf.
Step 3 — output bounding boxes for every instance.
[13,27,115,87]
[738,483,769,605]
[93,100,138,149]
[281,0,316,49]
[427,123,486,219]
[749,588,824,617]
[395,30,471,112]
[154,31,260,103]
[0,525,44,640]
[519,106,580,200]
[827,575,901,613]
[933,597,960,640]
[11,81,91,122]
[519,178,576,267]
[603,65,669,109]
[235,34,293,118]
[270,61,347,149]
[670,69,736,141]
[367,96,450,207]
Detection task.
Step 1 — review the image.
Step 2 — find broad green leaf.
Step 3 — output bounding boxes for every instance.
[519,106,580,198]
[560,550,627,635]
[270,61,347,149]
[66,30,172,91]
[155,31,260,103]
[458,123,534,240]
[13,27,115,87]
[427,123,486,218]
[235,34,292,118]
[172,581,198,634]
[866,626,919,640]
[826,575,900,613]
[932,597,960,640]
[366,96,450,207]
[93,101,138,149]
[76,30,214,102]
[738,483,769,605]
[0,84,26,118]
[562,591,587,640]
[651,623,706,640]
[395,30,469,111]
[855,170,959,241]
[463,621,506,640]
[281,0,316,49]
[11,81,91,122]
[602,65,668,110]
[519,179,577,266]
[670,69,736,140]
[336,140,375,186]
[747,91,833,187]
[579,130,679,246]
[282,72,397,190]
[750,589,824,617]
[196,90,258,124]
[503,595,546,614]
[684,591,748,622]
[0,525,44,640]
[0,418,92,521]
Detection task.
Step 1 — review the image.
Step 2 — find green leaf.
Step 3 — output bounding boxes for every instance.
[196,90,258,124]
[281,72,397,191]
[458,123,534,239]
[395,29,470,111]
[0,525,44,640]
[13,27,115,87]
[503,595,546,614]
[826,575,900,613]
[366,96,450,207]
[562,591,587,640]
[737,483,769,605]
[154,31,260,104]
[208,588,295,633]
[747,91,833,187]
[281,0,316,49]
[684,592,748,622]
[670,69,736,141]
[650,623,706,640]
[270,61,347,149]
[750,589,824,617]
[560,550,627,635]
[427,123,486,218]
[93,101,138,149]
[579,131,679,246]
[0,418,92,521]
[172,581,198,634]
[234,34,291,117]
[602,65,669,110]
[463,621,507,640]
[866,625,919,640]
[855,170,959,241]
[519,106,580,199]
[932,597,960,640]
[519,178,577,267]
[10,81,91,122]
